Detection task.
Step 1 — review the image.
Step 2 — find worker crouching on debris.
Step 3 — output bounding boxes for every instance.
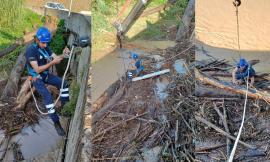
[25,27,70,136]
[127,52,144,80]
[232,58,255,86]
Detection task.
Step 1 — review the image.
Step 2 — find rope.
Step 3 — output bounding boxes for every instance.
[228,1,248,161]
[228,68,249,162]
[68,0,73,17]
[235,4,241,53]
[30,46,75,115]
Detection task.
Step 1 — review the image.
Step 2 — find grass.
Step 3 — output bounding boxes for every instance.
[61,81,80,116]
[91,0,165,36]
[0,7,43,50]
[129,0,189,41]
[91,0,188,53]
[0,6,43,77]
[0,46,23,78]
[49,19,66,55]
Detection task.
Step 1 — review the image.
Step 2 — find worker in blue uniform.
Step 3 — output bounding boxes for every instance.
[232,58,255,86]
[127,52,144,80]
[25,27,70,136]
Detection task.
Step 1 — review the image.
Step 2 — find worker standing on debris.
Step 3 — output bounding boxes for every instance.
[232,58,255,86]
[127,52,144,79]
[25,27,70,136]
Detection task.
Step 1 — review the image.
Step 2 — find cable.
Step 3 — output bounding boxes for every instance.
[68,0,73,17]
[228,67,249,162]
[228,1,248,161]
[54,46,74,106]
[29,81,50,115]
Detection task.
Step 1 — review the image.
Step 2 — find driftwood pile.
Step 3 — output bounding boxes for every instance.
[91,36,195,161]
[0,46,60,136]
[195,58,270,161]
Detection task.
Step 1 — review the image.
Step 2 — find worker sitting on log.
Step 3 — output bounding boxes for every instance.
[127,52,144,80]
[232,58,255,86]
[25,27,70,136]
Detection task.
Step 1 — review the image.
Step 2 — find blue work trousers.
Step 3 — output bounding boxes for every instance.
[32,74,69,123]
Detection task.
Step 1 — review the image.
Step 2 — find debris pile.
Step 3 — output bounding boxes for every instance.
[195,58,270,161]
[0,98,39,136]
[91,37,195,161]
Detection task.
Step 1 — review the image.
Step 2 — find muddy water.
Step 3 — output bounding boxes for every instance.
[1,117,67,161]
[196,0,270,74]
[196,0,270,51]
[196,41,270,74]
[91,40,175,102]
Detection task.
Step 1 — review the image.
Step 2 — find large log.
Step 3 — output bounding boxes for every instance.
[0,44,20,58]
[91,79,121,113]
[1,46,27,101]
[195,68,270,103]
[195,85,241,98]
[14,79,60,111]
[116,0,151,35]
[92,84,127,124]
[14,79,32,110]
[176,0,195,41]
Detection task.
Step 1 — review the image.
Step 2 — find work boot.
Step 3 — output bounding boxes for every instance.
[54,121,66,136]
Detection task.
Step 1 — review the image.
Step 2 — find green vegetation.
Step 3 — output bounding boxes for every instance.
[61,81,80,116]
[0,46,23,78]
[49,19,66,55]
[0,1,43,77]
[130,0,189,40]
[0,0,23,28]
[49,19,70,76]
[91,0,188,51]
[0,1,43,50]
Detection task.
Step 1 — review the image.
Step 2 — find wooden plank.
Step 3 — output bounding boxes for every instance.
[132,69,170,82]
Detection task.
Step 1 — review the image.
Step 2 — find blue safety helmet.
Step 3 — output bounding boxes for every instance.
[238,58,248,68]
[130,52,139,59]
[36,27,51,43]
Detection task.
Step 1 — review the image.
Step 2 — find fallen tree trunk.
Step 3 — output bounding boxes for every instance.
[14,79,32,110]
[91,79,122,113]
[195,68,270,103]
[0,44,20,58]
[195,85,241,98]
[118,0,151,35]
[176,0,195,41]
[92,84,127,124]
[14,79,59,111]
[1,46,27,101]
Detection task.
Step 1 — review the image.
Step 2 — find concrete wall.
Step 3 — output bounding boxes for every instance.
[64,48,90,162]
[45,8,91,162]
